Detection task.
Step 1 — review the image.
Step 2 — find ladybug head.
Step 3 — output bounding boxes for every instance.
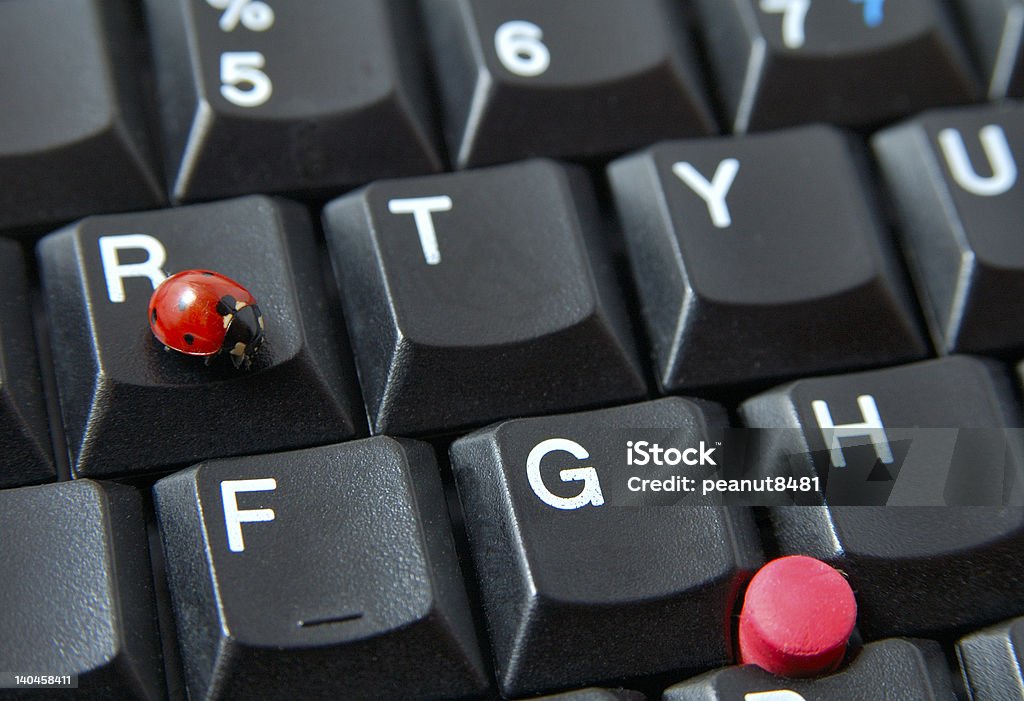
[222,302,265,370]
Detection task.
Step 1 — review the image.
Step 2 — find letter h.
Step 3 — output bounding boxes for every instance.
[811,395,893,468]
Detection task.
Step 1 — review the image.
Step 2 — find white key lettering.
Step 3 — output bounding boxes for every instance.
[938,125,1017,197]
[812,395,894,468]
[760,0,811,49]
[387,196,453,265]
[673,159,741,228]
[221,478,277,553]
[98,234,168,303]
[527,438,604,510]
[746,692,808,701]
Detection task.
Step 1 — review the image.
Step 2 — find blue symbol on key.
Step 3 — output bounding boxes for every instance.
[851,0,885,27]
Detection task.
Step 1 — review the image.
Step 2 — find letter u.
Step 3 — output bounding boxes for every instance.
[938,125,1017,197]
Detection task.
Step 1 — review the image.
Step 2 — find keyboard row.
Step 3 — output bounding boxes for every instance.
[2,0,1024,230]
[3,104,1023,485]
[5,381,1024,699]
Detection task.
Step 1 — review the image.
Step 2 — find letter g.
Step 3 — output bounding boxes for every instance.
[527,438,605,510]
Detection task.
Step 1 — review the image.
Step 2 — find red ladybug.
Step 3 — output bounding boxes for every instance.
[148,270,265,370]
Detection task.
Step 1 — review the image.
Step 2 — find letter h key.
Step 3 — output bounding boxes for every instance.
[742,357,1024,639]
[741,356,1024,507]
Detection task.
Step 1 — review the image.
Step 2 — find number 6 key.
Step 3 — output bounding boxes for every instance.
[420,0,716,168]
[143,0,443,201]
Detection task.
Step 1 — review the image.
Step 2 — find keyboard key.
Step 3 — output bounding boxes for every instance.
[768,503,1024,640]
[0,480,165,698]
[153,438,488,701]
[323,159,646,435]
[958,617,1024,701]
[873,102,1024,355]
[37,196,364,478]
[420,0,715,168]
[145,0,442,201]
[690,0,979,132]
[607,125,926,393]
[0,0,163,231]
[739,356,1024,507]
[0,239,53,487]
[536,690,646,701]
[449,398,764,697]
[741,357,1024,637]
[663,639,955,701]
[953,0,1024,98]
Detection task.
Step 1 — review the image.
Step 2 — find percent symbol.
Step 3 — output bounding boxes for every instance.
[206,0,275,32]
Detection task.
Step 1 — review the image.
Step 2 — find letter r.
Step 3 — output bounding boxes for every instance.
[98,234,168,303]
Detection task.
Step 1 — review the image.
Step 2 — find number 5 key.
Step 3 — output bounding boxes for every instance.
[143,0,443,201]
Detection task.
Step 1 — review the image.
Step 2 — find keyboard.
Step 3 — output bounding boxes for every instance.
[2,0,1024,699]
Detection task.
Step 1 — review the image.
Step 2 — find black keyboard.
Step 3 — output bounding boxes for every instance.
[2,0,1024,699]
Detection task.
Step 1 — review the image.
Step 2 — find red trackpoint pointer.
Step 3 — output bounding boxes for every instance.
[739,555,857,678]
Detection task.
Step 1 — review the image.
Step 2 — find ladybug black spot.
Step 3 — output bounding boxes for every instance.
[183,333,195,346]
[151,309,157,323]
[216,295,237,317]
[201,271,214,276]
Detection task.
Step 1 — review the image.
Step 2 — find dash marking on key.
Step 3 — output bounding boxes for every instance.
[297,612,364,628]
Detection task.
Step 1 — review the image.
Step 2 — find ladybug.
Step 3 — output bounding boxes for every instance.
[148,270,265,370]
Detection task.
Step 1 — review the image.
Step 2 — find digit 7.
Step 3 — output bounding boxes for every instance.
[759,0,811,49]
